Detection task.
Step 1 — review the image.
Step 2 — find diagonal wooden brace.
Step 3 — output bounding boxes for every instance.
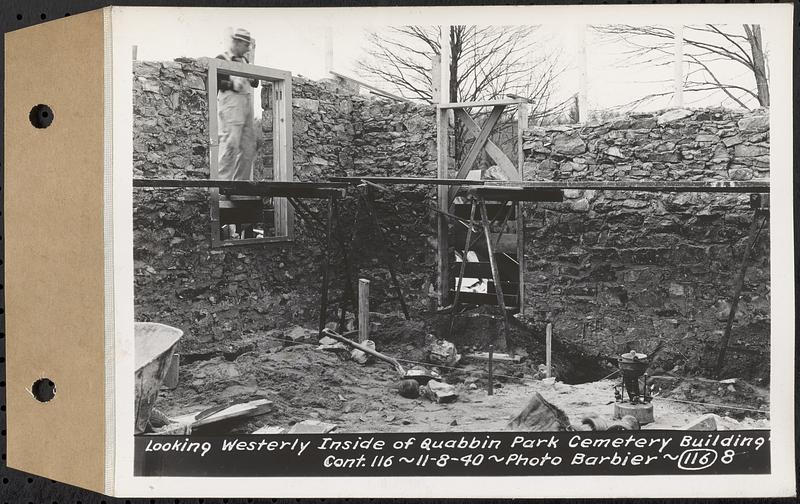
[455,108,519,182]
[448,105,506,205]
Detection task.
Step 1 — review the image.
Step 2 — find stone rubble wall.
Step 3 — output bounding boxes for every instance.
[521,108,770,380]
[133,58,769,380]
[133,58,437,355]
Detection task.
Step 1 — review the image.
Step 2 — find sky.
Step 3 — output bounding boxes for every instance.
[127,7,778,114]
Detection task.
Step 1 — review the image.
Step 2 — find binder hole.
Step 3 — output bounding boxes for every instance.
[29,104,54,129]
[31,378,56,402]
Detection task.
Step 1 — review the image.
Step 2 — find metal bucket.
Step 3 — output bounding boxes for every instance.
[134,322,183,434]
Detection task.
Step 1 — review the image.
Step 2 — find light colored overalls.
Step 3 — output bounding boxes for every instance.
[217,52,256,181]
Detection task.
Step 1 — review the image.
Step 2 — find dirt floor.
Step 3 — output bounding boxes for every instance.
[153,315,770,434]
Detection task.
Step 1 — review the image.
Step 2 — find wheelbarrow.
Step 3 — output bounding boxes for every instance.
[134,322,183,434]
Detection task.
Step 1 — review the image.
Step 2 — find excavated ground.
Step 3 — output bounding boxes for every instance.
[153,314,770,434]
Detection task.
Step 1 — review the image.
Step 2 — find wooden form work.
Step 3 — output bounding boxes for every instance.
[203,57,294,247]
[435,98,529,318]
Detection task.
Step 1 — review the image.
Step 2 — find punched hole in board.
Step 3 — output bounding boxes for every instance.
[31,378,56,402]
[29,104,54,129]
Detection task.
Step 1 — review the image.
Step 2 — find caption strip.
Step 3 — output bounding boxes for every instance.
[135,430,769,477]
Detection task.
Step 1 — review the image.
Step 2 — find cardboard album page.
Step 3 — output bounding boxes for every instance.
[7,3,796,498]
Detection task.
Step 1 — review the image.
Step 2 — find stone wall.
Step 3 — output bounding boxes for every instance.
[133,58,437,355]
[133,57,770,380]
[521,108,770,381]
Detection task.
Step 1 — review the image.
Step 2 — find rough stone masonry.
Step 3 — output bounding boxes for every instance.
[132,58,769,381]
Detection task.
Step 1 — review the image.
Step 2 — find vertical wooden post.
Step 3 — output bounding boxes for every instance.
[673,25,684,108]
[545,322,553,378]
[516,102,528,315]
[431,54,441,103]
[318,196,336,336]
[436,30,451,309]
[577,24,588,123]
[358,279,370,343]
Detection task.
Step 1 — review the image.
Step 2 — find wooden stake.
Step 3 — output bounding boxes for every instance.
[358,279,370,343]
[545,322,552,378]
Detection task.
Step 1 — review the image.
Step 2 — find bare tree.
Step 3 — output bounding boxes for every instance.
[593,24,769,110]
[357,25,568,123]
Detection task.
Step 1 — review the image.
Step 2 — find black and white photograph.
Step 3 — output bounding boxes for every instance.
[114,4,793,496]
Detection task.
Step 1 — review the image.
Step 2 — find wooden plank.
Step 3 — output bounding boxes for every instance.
[219,206,273,226]
[280,77,294,239]
[358,279,370,343]
[252,426,286,434]
[438,98,525,109]
[436,106,450,308]
[472,186,564,202]
[328,176,770,193]
[330,70,412,103]
[464,352,522,363]
[449,278,519,292]
[455,108,518,180]
[170,399,274,429]
[448,105,506,203]
[449,291,518,307]
[452,259,519,280]
[453,232,517,258]
[453,201,515,220]
[203,56,291,82]
[288,420,338,434]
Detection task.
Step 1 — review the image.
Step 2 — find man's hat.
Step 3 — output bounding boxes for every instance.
[232,28,252,44]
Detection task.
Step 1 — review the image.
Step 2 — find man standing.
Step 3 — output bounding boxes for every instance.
[216,28,259,182]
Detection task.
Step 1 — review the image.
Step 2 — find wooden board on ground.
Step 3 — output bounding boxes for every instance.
[252,425,287,434]
[465,352,523,363]
[170,399,274,429]
[287,419,338,434]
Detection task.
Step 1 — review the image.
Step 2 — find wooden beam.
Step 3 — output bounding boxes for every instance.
[280,76,295,239]
[448,105,506,203]
[516,102,527,314]
[206,63,221,247]
[431,53,441,104]
[329,70,412,103]
[438,99,524,109]
[437,27,451,309]
[327,176,770,193]
[202,57,291,82]
[358,279,370,343]
[455,108,518,180]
